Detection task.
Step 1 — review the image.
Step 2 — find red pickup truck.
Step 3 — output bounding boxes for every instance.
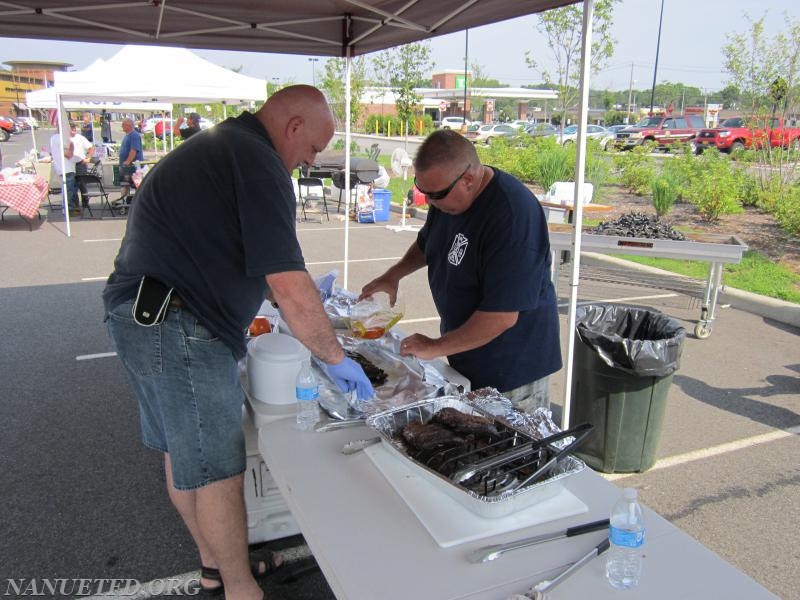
[695,116,800,153]
[614,114,707,152]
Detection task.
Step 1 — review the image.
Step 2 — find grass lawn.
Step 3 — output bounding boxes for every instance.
[617,251,800,304]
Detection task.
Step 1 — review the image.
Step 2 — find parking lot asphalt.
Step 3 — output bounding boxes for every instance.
[0,133,798,599]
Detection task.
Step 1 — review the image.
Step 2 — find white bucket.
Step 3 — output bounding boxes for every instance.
[246,332,310,406]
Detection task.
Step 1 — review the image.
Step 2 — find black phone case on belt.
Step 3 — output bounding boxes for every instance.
[132,276,173,327]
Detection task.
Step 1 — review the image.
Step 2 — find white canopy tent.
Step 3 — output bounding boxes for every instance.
[0,0,594,427]
[41,44,267,236]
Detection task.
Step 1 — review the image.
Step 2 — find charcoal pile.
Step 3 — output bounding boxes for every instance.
[591,212,686,240]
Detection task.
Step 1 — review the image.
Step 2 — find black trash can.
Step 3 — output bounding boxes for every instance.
[570,304,686,473]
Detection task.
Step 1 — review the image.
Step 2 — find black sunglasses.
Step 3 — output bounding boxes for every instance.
[415,164,470,201]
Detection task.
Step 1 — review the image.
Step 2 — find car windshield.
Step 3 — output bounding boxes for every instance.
[635,117,663,127]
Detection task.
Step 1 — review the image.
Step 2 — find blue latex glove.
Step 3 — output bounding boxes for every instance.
[326,357,375,401]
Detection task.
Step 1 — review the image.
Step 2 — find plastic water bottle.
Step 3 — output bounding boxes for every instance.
[295,360,320,431]
[606,487,645,589]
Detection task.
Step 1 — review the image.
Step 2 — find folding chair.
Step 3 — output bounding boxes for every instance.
[75,173,115,217]
[297,177,329,222]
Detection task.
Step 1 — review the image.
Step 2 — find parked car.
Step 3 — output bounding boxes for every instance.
[524,123,558,137]
[614,113,706,152]
[473,123,518,144]
[0,115,18,141]
[557,124,615,149]
[440,116,470,130]
[606,124,630,134]
[508,119,531,129]
[11,117,31,131]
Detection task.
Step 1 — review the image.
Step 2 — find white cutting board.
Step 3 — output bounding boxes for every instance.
[364,443,588,548]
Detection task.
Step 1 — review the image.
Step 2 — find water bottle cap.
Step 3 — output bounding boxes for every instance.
[623,488,637,500]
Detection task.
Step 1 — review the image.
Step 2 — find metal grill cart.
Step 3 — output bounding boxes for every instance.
[547,225,748,338]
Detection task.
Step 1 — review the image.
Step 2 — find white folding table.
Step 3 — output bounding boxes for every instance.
[258,417,777,600]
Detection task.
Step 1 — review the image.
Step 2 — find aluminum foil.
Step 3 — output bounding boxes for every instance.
[315,330,449,420]
[365,391,585,519]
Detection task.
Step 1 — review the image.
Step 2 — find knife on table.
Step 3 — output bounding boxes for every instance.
[468,518,610,564]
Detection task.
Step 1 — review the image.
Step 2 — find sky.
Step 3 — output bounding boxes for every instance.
[0,0,796,94]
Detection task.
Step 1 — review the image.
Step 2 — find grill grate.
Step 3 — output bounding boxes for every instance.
[398,414,592,498]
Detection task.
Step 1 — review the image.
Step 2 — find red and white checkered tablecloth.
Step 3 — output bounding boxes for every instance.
[0,176,48,220]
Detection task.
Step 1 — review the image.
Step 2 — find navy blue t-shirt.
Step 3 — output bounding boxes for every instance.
[417,167,562,391]
[103,112,305,358]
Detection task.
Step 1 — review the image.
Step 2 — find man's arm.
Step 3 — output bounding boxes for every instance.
[266,270,345,364]
[400,310,518,361]
[360,241,426,305]
[123,149,137,166]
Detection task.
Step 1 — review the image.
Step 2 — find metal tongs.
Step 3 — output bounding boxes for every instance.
[450,423,593,491]
[468,518,609,563]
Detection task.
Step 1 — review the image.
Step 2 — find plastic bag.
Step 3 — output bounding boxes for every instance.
[348,293,403,339]
[575,304,686,377]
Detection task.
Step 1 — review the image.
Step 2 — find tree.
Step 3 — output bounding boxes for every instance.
[526,0,619,129]
[722,12,800,197]
[722,13,786,112]
[318,56,368,130]
[373,42,434,130]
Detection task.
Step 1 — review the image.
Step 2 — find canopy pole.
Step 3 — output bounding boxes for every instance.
[56,92,71,238]
[561,0,594,429]
[342,45,353,291]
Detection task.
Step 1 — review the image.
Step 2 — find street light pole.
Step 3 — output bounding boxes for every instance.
[308,58,319,87]
[649,0,665,115]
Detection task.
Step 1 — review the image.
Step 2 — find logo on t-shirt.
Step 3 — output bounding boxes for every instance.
[448,233,469,266]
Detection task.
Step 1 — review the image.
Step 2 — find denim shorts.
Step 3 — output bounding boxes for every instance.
[107,300,245,490]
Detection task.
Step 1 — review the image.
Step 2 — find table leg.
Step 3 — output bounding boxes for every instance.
[695,262,723,339]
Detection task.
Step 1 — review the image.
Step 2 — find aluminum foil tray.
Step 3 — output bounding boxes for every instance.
[365,393,585,519]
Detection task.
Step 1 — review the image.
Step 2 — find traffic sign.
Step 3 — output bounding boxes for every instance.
[439,100,447,111]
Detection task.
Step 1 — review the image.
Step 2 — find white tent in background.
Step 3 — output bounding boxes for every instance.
[45,45,267,236]
[26,86,172,113]
[54,45,266,105]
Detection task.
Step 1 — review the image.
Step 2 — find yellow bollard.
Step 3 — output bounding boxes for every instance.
[375,120,379,135]
[388,122,391,137]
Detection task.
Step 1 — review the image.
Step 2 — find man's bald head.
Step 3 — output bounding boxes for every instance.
[255,85,335,172]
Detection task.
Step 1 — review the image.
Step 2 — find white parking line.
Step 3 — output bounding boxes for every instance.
[307,256,401,266]
[84,238,122,243]
[81,276,109,281]
[399,317,441,324]
[77,352,117,361]
[603,425,800,481]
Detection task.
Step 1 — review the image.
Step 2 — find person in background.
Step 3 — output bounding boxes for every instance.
[103,85,373,600]
[101,110,113,143]
[70,122,95,209]
[80,113,94,143]
[361,129,562,414]
[49,122,80,216]
[119,117,143,199]
[175,112,202,140]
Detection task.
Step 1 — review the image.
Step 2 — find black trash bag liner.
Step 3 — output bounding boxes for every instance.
[575,304,686,377]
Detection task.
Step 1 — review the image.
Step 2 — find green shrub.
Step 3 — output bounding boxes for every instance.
[613,148,655,195]
[532,140,573,192]
[684,153,744,221]
[651,175,679,217]
[662,145,704,201]
[774,184,800,235]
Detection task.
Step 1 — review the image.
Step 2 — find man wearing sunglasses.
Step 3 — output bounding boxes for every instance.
[361,129,561,413]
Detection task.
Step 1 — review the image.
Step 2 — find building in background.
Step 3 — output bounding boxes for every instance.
[1,60,71,118]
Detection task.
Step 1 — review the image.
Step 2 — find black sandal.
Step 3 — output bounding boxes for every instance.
[199,551,284,594]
